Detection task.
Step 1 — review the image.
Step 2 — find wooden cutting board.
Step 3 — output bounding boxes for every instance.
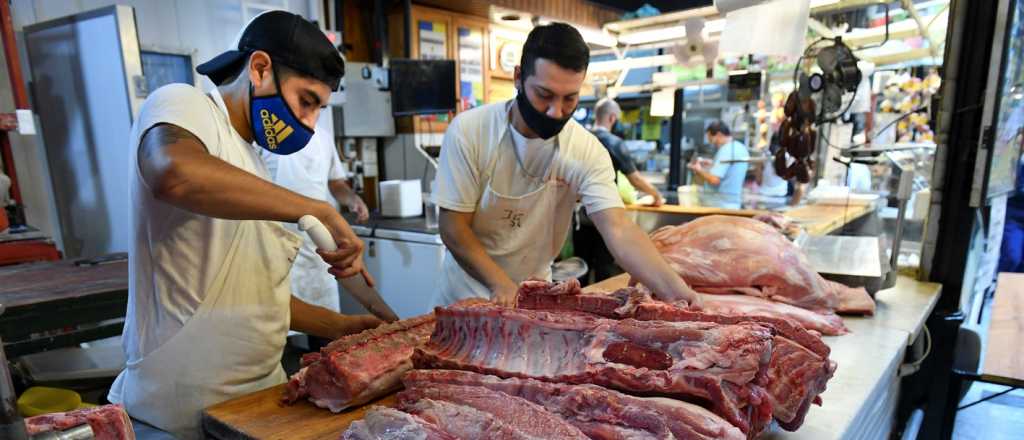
[202,384,398,440]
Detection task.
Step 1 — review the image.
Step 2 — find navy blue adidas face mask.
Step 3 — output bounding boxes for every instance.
[250,66,314,155]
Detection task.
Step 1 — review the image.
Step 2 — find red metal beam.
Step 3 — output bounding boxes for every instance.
[1,0,28,108]
[0,0,27,204]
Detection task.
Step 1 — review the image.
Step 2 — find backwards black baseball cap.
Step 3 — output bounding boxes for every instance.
[196,10,344,91]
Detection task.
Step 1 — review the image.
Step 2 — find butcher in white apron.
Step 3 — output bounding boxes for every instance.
[110,12,380,439]
[434,22,702,309]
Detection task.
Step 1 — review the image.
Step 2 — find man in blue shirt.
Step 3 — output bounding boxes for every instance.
[688,120,749,208]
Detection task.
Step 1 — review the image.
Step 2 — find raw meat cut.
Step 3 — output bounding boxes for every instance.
[283,314,435,412]
[398,379,588,439]
[826,280,876,315]
[24,404,134,440]
[647,215,839,312]
[753,213,802,240]
[517,280,836,430]
[700,294,848,336]
[413,301,775,435]
[519,278,844,342]
[341,407,456,440]
[762,335,833,430]
[403,369,746,440]
[400,398,553,440]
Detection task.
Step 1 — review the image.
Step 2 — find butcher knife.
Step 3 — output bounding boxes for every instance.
[298,215,400,322]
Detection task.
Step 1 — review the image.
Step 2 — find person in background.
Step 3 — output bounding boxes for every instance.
[111,12,380,438]
[434,23,701,309]
[688,120,749,209]
[998,133,1024,273]
[591,97,664,206]
[262,111,370,349]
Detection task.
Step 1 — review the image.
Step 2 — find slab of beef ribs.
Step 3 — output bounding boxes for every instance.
[520,278,847,337]
[24,404,134,440]
[402,369,746,440]
[518,279,836,431]
[646,215,874,315]
[283,314,435,412]
[412,301,775,436]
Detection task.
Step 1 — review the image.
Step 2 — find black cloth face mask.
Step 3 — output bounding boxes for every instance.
[515,80,573,140]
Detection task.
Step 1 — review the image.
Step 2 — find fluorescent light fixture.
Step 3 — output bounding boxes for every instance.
[809,0,841,7]
[576,25,619,47]
[618,25,686,45]
[617,18,724,46]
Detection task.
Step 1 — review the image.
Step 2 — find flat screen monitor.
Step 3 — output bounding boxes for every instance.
[389,59,456,116]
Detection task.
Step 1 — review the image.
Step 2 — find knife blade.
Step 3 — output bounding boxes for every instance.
[298,215,400,322]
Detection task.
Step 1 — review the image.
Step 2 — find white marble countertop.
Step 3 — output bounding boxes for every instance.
[765,276,942,440]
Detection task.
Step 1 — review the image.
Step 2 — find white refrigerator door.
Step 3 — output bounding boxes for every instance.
[23,5,145,258]
[339,237,444,319]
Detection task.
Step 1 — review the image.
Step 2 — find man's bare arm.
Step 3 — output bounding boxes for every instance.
[438,208,518,306]
[625,172,664,206]
[590,207,701,308]
[329,179,369,223]
[139,123,369,280]
[289,295,381,340]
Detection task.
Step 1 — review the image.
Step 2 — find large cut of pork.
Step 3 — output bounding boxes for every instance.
[413,301,775,435]
[24,404,135,440]
[283,314,435,412]
[517,279,836,431]
[403,369,746,440]
[647,215,874,315]
[521,277,848,336]
[398,376,589,440]
[341,406,456,440]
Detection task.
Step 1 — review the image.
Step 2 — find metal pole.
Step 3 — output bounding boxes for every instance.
[668,88,683,189]
[0,0,27,205]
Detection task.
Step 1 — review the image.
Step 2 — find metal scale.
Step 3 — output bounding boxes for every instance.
[796,147,920,294]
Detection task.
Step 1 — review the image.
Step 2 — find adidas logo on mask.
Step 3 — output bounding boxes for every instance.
[260,108,294,149]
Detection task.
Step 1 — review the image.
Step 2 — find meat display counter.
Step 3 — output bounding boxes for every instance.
[626,201,876,236]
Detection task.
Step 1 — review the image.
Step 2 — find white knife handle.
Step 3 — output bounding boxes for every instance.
[298,215,338,251]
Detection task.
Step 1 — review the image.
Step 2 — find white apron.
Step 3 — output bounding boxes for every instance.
[110,219,300,439]
[109,88,303,440]
[287,234,341,312]
[437,106,573,305]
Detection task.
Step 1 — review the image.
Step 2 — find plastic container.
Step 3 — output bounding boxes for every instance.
[17,387,82,416]
[676,185,700,207]
[423,193,439,229]
[379,179,423,218]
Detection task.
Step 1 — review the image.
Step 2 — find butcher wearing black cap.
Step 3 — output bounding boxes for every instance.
[108,11,381,439]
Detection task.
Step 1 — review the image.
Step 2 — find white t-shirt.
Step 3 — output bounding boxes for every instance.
[125,84,276,363]
[436,101,623,215]
[760,152,794,197]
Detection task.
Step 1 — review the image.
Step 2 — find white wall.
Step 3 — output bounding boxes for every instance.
[4,0,318,251]
[13,0,316,90]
